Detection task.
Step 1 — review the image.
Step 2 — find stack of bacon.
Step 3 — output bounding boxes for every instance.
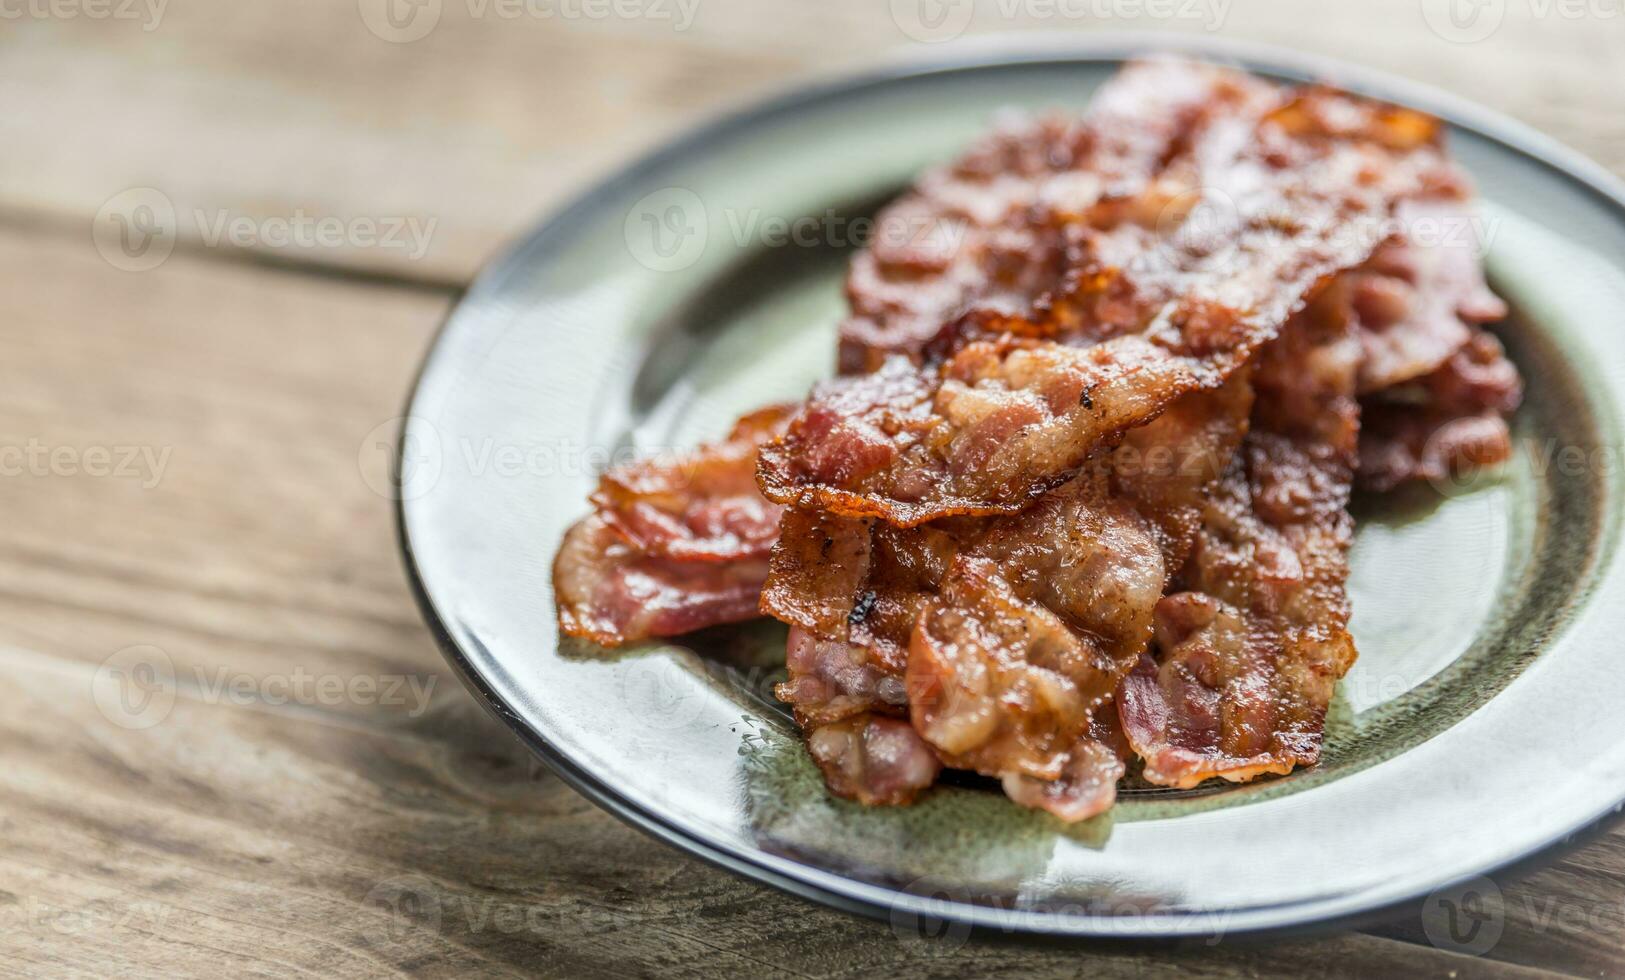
[553,59,1522,820]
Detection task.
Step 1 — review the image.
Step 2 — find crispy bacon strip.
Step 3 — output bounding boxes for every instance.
[553,406,793,646]
[1119,285,1362,786]
[1359,331,1522,491]
[906,472,1164,819]
[766,512,968,731]
[1351,197,1506,393]
[765,381,1250,817]
[554,58,1525,817]
[1112,373,1254,570]
[839,57,1281,373]
[554,515,773,647]
[593,405,792,561]
[804,713,942,806]
[999,729,1127,823]
[761,85,1452,527]
[1341,182,1521,490]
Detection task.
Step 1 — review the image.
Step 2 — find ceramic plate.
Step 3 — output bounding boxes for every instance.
[399,36,1625,939]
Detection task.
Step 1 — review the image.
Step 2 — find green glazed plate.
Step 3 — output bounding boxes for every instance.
[399,36,1625,939]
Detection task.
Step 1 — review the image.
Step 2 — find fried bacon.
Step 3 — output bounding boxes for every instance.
[1359,331,1522,491]
[760,84,1455,527]
[593,405,792,561]
[763,510,968,722]
[838,57,1280,374]
[1341,182,1522,491]
[553,58,1525,818]
[1351,198,1506,393]
[1112,373,1254,570]
[762,384,1248,818]
[908,475,1164,804]
[553,406,793,646]
[805,713,942,806]
[1119,284,1362,786]
[554,515,774,647]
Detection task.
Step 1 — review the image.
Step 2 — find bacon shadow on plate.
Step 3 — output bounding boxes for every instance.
[550,56,1525,820]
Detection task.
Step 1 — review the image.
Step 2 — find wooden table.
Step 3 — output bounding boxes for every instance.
[3,2,1622,976]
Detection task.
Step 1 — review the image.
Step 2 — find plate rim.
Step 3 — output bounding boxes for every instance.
[397,33,1625,940]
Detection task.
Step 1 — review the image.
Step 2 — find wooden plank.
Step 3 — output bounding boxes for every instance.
[1,0,1619,284]
[0,225,454,721]
[0,221,1603,976]
[0,646,1558,979]
[1,9,1623,972]
[1370,849,1625,979]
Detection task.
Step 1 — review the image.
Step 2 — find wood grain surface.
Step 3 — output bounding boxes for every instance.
[2,2,1622,976]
